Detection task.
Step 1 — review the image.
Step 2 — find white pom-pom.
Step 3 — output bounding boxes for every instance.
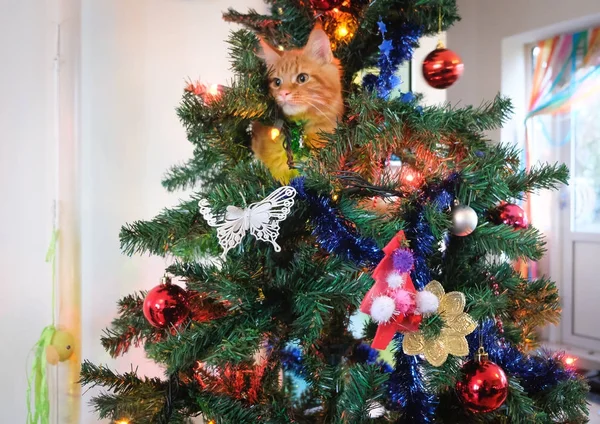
[370,295,396,323]
[386,272,405,289]
[415,291,439,315]
[368,401,386,418]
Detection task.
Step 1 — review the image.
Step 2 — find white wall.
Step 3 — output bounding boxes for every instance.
[447,0,600,142]
[80,0,264,422]
[0,0,263,422]
[0,1,57,422]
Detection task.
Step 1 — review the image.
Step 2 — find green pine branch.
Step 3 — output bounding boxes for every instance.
[502,378,537,424]
[89,392,169,424]
[506,162,569,196]
[146,313,274,373]
[193,392,261,424]
[80,360,164,394]
[161,148,224,192]
[119,199,218,259]
[335,364,389,423]
[423,356,461,393]
[223,8,283,34]
[532,377,589,423]
[100,291,157,357]
[465,222,546,261]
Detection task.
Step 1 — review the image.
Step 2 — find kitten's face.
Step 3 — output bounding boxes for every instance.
[257,25,342,118]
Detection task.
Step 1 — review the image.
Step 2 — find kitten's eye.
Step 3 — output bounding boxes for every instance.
[296,73,309,84]
[272,78,282,87]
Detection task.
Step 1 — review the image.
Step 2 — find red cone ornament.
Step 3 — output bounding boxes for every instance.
[310,0,343,10]
[491,203,529,229]
[456,348,508,413]
[422,42,464,89]
[143,276,190,328]
[359,231,421,350]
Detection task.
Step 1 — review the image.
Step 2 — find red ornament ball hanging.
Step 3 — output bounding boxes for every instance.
[422,42,464,89]
[310,0,344,10]
[491,203,529,229]
[456,348,508,413]
[143,276,190,328]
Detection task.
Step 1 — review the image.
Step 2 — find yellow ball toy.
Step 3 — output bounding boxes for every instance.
[45,330,75,365]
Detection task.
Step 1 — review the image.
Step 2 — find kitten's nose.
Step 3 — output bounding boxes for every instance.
[279,91,291,101]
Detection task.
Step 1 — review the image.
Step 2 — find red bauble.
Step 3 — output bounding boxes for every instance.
[422,45,464,89]
[492,203,529,229]
[310,0,343,10]
[456,357,508,413]
[143,278,190,328]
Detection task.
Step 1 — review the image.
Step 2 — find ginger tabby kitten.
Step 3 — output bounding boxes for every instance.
[253,23,344,183]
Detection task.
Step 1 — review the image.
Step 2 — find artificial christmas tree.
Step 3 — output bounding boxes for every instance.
[81,0,590,423]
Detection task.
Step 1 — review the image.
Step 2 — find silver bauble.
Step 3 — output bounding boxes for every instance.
[451,204,478,236]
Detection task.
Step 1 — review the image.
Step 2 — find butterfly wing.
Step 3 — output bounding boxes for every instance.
[198,200,248,258]
[198,199,220,226]
[248,186,296,252]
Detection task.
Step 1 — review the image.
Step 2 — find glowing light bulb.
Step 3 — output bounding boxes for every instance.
[277,45,285,51]
[207,420,216,424]
[332,193,339,201]
[115,420,129,424]
[270,128,281,140]
[564,356,577,366]
[208,84,220,96]
[336,25,349,38]
[401,168,423,189]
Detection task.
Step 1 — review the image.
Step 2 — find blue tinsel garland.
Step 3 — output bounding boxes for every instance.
[290,177,384,267]
[405,176,457,290]
[386,177,456,423]
[386,334,438,422]
[363,19,422,100]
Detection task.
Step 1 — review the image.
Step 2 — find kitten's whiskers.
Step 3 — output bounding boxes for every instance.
[297,94,339,118]
[301,99,335,126]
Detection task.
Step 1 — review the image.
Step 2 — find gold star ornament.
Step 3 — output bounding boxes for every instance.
[403,280,477,366]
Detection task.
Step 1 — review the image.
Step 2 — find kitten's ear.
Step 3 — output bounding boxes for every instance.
[304,23,333,64]
[256,37,282,69]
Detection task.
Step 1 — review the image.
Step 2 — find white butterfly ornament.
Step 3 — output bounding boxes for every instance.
[198,186,297,259]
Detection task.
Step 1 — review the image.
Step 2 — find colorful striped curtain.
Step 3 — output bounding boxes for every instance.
[521,27,600,279]
[528,27,600,119]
